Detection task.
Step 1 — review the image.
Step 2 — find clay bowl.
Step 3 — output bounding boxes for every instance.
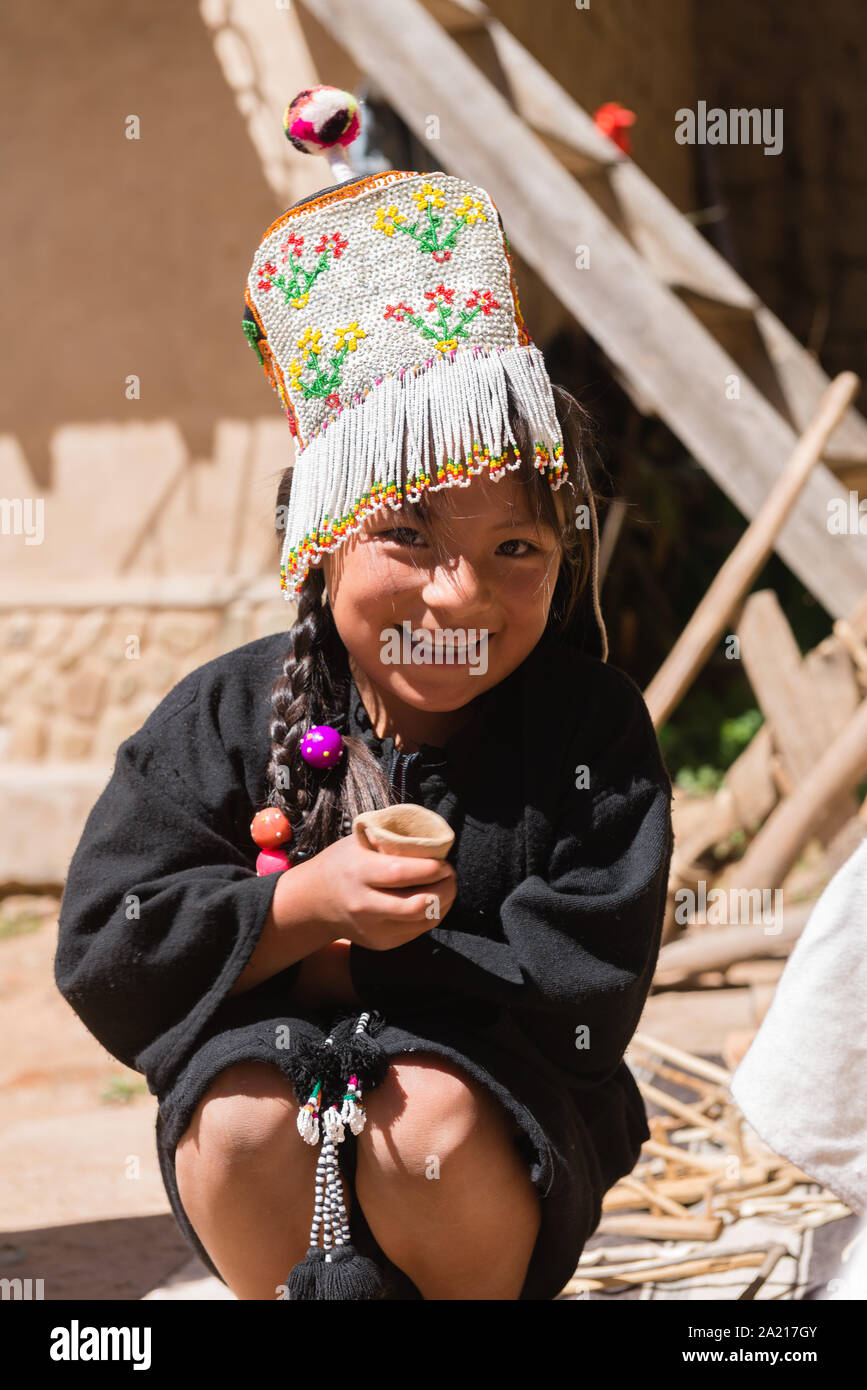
[352,805,454,859]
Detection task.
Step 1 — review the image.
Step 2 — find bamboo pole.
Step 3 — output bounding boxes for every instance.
[644,371,861,729]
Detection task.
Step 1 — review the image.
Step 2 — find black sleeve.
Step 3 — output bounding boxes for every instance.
[352,666,673,1090]
[54,703,288,1098]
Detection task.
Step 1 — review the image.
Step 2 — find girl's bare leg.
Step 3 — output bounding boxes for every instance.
[174,1059,349,1301]
[353,1054,542,1299]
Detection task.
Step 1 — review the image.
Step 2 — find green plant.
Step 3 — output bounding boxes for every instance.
[99,1076,148,1105]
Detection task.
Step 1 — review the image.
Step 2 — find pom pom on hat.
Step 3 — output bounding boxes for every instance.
[282,86,361,155]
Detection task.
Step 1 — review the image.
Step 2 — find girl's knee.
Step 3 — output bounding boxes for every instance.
[359,1055,512,1173]
[177,1060,301,1164]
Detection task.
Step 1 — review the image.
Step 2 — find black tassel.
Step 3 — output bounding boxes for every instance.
[320,1243,385,1300]
[330,1008,391,1091]
[284,1029,347,1110]
[285,1245,326,1299]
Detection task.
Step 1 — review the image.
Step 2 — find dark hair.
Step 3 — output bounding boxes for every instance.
[261,382,604,861]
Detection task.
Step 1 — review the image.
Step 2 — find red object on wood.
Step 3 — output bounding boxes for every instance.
[592,102,636,155]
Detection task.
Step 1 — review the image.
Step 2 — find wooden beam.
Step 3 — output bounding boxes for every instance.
[299,0,867,620]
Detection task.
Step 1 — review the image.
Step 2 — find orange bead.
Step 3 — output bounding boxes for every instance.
[250,807,293,849]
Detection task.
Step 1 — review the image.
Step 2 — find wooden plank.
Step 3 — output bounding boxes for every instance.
[301,0,867,619]
[738,591,860,844]
[738,591,824,784]
[716,694,867,893]
[726,722,778,833]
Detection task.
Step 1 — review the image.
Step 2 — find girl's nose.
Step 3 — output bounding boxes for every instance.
[421,553,495,616]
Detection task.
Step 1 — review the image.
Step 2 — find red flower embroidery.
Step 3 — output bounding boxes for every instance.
[315,231,348,259]
[432,250,452,264]
[325,392,341,408]
[384,301,414,321]
[281,232,304,260]
[257,260,277,290]
[465,289,500,316]
[424,284,455,311]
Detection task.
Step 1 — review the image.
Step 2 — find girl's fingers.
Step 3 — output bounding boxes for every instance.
[363,854,455,890]
[364,878,455,914]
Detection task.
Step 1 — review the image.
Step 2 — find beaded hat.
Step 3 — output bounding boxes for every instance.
[242,92,572,604]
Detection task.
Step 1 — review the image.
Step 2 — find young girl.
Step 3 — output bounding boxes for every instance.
[54,154,674,1301]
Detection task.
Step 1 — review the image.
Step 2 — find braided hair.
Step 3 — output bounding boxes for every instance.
[260,383,606,862]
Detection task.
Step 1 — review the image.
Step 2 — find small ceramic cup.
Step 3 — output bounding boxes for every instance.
[352,805,454,860]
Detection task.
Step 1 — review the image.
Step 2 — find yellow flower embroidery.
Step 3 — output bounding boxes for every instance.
[334,322,367,353]
[434,337,460,354]
[373,204,407,236]
[412,182,446,210]
[297,327,323,356]
[291,291,309,309]
[288,358,304,386]
[454,195,487,225]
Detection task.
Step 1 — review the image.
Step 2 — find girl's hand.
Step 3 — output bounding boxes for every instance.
[303,831,457,952]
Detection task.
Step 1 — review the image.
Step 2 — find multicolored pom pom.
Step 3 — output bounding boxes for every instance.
[282,86,361,155]
[300,725,345,769]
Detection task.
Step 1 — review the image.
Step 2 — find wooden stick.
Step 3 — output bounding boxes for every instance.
[597,1213,723,1240]
[617,1173,694,1219]
[737,1244,790,1301]
[629,1052,728,1104]
[834,618,867,675]
[640,1137,737,1173]
[604,1164,770,1211]
[631,1032,732,1086]
[644,371,861,728]
[653,906,812,984]
[637,1079,734,1145]
[564,1250,768,1294]
[713,1176,797,1209]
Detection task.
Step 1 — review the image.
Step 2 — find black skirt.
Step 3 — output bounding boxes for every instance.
[154,995,637,1301]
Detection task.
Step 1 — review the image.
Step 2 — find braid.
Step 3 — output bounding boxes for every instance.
[263,563,396,863]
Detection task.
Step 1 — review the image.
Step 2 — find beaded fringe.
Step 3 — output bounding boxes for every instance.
[286,1011,387,1300]
[279,342,566,597]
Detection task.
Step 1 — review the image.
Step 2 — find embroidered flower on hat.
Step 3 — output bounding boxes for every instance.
[243,169,568,597]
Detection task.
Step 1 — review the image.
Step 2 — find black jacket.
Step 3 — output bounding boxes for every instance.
[54,626,673,1208]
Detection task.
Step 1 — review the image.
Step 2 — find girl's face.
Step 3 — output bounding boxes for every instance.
[321,469,563,737]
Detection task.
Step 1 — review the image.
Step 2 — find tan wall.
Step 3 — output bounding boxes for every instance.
[0,591,294,765]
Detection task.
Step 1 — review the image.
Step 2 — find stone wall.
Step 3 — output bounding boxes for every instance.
[0,592,293,766]
[0,582,296,886]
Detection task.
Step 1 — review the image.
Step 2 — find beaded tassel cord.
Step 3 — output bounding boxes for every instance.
[285,1011,389,1300]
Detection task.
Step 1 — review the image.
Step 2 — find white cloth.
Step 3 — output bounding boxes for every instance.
[730,833,867,1216]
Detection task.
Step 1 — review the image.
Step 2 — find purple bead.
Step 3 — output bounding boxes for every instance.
[300,724,345,769]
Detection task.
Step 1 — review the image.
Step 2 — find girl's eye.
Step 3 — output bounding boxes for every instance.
[497,538,538,558]
[379,527,427,547]
[377,528,539,557]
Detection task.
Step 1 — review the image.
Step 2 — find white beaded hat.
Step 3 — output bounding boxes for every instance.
[243,113,568,601]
